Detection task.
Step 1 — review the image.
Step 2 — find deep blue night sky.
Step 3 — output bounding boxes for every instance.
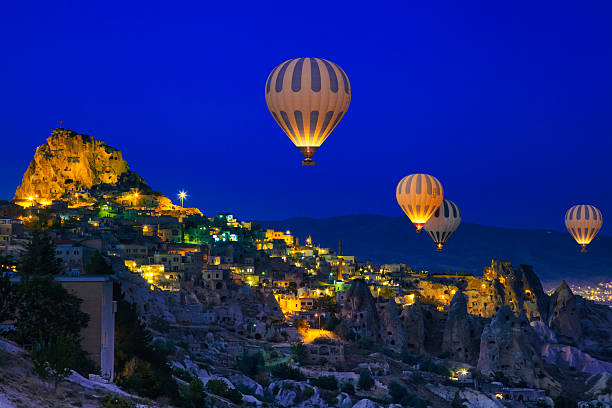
[2,1,611,234]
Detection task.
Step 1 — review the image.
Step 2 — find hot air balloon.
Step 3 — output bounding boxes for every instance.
[396,174,443,232]
[265,58,351,166]
[424,200,461,251]
[565,204,603,252]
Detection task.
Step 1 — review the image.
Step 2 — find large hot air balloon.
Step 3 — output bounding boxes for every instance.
[565,204,603,252]
[424,200,461,251]
[396,174,443,232]
[265,58,351,166]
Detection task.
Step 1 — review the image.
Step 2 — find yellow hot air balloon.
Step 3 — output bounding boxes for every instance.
[396,174,443,233]
[424,199,461,251]
[565,204,603,252]
[265,58,351,166]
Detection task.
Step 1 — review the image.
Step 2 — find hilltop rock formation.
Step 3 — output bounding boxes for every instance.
[477,306,560,393]
[14,128,200,215]
[15,128,128,201]
[442,291,483,365]
[467,261,550,321]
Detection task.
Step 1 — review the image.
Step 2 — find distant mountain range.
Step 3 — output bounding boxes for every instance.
[259,214,612,282]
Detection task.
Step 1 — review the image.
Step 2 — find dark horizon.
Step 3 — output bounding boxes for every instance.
[2,1,611,235]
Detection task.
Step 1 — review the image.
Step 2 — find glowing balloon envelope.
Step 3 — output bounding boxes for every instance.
[424,199,461,251]
[565,204,603,252]
[265,58,351,166]
[396,174,443,232]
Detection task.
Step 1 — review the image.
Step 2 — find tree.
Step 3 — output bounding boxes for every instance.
[378,287,395,299]
[295,319,310,332]
[389,381,410,405]
[357,369,374,391]
[0,272,15,323]
[85,251,114,275]
[237,350,265,378]
[14,275,89,345]
[32,333,81,388]
[291,341,306,364]
[313,295,337,313]
[184,378,205,408]
[113,283,177,399]
[19,230,63,276]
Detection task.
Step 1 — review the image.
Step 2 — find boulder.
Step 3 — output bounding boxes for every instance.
[336,392,352,408]
[352,399,383,408]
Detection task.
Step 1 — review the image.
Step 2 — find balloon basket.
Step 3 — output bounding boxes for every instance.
[302,158,315,166]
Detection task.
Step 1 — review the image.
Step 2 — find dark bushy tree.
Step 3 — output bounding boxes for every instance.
[0,272,15,323]
[389,381,410,405]
[237,350,265,378]
[85,251,114,275]
[358,369,374,391]
[113,283,177,399]
[14,275,89,345]
[310,375,338,390]
[32,333,81,388]
[19,230,63,276]
[270,363,306,381]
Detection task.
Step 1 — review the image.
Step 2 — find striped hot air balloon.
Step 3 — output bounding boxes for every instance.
[265,58,351,166]
[396,174,443,233]
[565,204,603,252]
[424,200,461,251]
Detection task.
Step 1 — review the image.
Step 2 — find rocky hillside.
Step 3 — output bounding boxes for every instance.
[261,214,612,281]
[13,127,200,215]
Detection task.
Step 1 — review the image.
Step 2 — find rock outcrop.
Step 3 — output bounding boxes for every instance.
[15,128,129,202]
[340,279,380,340]
[442,292,483,365]
[399,301,427,354]
[477,306,560,393]
[14,127,200,216]
[548,281,583,345]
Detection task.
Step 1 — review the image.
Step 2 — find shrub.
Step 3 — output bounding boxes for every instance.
[418,354,450,376]
[102,395,136,408]
[224,387,243,404]
[303,386,314,399]
[184,378,205,407]
[32,333,81,388]
[310,375,338,391]
[237,350,265,378]
[172,367,194,383]
[270,363,306,381]
[206,379,242,404]
[206,379,229,396]
[291,342,306,364]
[357,369,374,391]
[341,381,355,394]
[389,381,409,404]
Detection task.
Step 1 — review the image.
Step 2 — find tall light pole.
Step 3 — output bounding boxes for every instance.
[178,190,188,207]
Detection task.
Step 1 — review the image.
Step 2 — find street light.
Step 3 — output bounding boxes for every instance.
[178,190,188,207]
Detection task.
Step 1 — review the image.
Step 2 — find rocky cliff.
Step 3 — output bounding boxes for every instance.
[477,306,561,394]
[14,128,200,216]
[442,292,483,365]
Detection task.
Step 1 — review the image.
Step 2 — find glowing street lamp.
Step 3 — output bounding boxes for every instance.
[178,190,188,207]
